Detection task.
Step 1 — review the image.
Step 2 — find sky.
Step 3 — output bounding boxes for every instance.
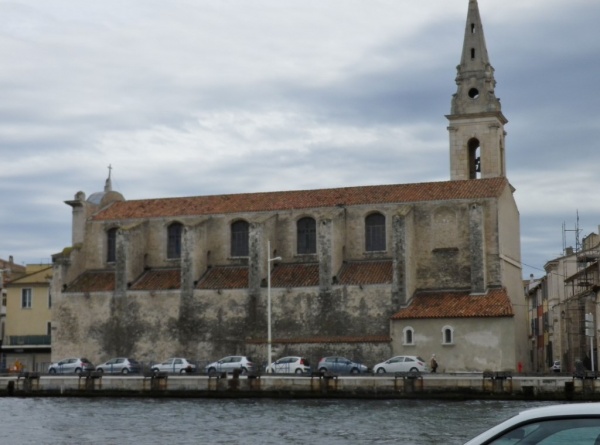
[1,0,599,280]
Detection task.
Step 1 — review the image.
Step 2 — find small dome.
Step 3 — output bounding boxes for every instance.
[87,191,105,205]
[87,165,124,206]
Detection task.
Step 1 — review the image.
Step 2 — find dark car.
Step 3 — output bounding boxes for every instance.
[317,356,368,374]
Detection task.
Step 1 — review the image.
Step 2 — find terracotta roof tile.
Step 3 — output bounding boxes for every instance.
[196,266,249,289]
[130,268,181,290]
[93,178,508,221]
[338,260,393,285]
[270,263,319,288]
[64,270,115,293]
[246,335,391,344]
[391,288,514,319]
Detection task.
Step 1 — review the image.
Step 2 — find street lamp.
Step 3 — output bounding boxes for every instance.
[267,240,281,372]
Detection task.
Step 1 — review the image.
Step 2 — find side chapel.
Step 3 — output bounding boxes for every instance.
[51,0,527,371]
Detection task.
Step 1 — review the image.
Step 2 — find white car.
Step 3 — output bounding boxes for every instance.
[373,355,428,374]
[464,403,600,444]
[266,356,311,374]
[151,358,196,374]
[205,356,255,375]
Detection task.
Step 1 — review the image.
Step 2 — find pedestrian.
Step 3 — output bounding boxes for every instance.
[430,354,438,373]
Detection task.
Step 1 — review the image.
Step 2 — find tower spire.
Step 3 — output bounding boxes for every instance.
[104,164,113,192]
[451,0,503,116]
[447,0,508,181]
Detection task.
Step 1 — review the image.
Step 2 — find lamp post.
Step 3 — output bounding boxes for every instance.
[267,240,281,372]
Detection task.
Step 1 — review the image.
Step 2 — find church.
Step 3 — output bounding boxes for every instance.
[51,0,527,372]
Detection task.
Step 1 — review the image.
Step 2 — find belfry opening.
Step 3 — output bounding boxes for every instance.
[468,138,481,179]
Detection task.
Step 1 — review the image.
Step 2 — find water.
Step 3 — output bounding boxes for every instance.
[0,398,556,444]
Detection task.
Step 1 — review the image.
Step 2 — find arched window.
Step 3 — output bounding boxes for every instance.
[365,212,386,252]
[468,138,481,179]
[167,222,183,259]
[107,228,118,263]
[297,217,316,254]
[231,220,249,257]
[442,325,454,345]
[403,326,414,345]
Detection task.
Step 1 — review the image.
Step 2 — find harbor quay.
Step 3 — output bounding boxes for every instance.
[2,372,600,401]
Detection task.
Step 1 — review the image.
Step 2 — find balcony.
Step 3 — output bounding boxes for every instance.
[5,335,51,347]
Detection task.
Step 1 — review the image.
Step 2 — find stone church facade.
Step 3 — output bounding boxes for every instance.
[51,0,528,372]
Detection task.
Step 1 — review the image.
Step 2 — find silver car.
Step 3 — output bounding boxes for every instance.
[96,357,141,374]
[151,358,196,374]
[205,356,255,375]
[48,357,95,374]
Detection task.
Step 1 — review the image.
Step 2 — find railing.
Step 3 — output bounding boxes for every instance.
[6,335,51,346]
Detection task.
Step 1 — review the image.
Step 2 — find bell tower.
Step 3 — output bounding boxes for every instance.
[447,0,507,181]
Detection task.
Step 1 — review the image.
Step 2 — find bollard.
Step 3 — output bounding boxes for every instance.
[151,372,168,391]
[565,381,575,400]
[522,385,534,398]
[7,380,15,396]
[227,369,241,390]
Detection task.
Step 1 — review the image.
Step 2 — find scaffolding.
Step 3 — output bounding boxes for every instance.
[560,213,600,372]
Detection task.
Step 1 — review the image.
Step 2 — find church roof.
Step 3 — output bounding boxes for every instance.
[130,268,181,290]
[391,288,514,319]
[196,266,248,289]
[271,263,320,287]
[338,260,393,285]
[65,270,115,293]
[63,260,396,293]
[91,177,509,221]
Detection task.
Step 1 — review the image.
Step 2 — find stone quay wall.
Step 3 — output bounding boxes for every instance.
[1,373,598,401]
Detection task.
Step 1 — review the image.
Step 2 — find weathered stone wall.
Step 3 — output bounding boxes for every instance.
[78,199,503,293]
[391,316,515,372]
[413,202,472,290]
[496,187,528,369]
[53,283,394,366]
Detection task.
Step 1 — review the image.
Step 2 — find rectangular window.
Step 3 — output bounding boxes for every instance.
[47,321,52,336]
[21,288,32,309]
[231,221,249,257]
[365,213,386,252]
[48,289,52,308]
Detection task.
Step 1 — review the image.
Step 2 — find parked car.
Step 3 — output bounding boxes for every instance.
[266,356,311,374]
[464,402,600,444]
[317,356,368,374]
[373,355,428,374]
[96,357,141,374]
[48,357,95,374]
[551,360,561,372]
[205,356,255,375]
[151,358,196,374]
